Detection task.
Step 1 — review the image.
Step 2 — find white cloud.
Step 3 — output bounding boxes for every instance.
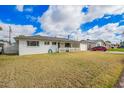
[82,5,124,23]
[16,5,33,12]
[25,7,33,12]
[16,5,24,12]
[38,5,85,38]
[26,15,37,22]
[37,5,124,43]
[0,23,36,42]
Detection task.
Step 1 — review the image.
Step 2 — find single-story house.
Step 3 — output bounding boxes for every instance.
[14,35,82,55]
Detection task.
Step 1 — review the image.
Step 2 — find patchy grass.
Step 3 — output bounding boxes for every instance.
[108,48,124,52]
[0,52,124,88]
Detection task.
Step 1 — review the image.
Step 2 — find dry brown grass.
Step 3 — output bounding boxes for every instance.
[0,51,124,88]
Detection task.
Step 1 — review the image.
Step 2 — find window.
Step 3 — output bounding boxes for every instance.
[44,41,49,45]
[52,42,56,45]
[27,41,39,46]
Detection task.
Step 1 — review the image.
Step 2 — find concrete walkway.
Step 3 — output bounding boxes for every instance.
[106,51,124,54]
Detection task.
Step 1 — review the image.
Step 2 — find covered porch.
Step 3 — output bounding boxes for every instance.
[58,42,80,52]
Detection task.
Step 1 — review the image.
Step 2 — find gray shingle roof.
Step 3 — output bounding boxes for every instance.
[14,35,80,43]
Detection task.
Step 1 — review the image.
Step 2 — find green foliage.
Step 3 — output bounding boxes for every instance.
[0,26,2,30]
[108,48,124,52]
[120,41,124,46]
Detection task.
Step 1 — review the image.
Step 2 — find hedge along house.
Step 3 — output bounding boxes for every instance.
[14,35,81,55]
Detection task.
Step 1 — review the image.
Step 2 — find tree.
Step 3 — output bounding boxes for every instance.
[0,26,2,30]
[120,41,124,46]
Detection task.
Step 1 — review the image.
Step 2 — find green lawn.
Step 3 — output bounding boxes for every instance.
[108,48,124,52]
[0,52,124,88]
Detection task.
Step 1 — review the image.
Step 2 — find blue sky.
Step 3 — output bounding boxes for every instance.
[0,5,124,43]
[0,5,49,34]
[81,14,124,31]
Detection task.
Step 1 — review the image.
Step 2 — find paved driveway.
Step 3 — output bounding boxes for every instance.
[106,51,124,54]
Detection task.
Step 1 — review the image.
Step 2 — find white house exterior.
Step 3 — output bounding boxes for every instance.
[18,40,58,55]
[15,35,81,55]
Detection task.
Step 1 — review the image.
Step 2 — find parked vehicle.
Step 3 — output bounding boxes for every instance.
[118,46,124,48]
[91,46,107,51]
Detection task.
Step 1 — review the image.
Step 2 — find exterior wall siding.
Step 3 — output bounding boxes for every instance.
[19,40,58,55]
[80,43,88,51]
[59,42,65,48]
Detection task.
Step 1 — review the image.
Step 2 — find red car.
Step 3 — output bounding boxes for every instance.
[91,46,107,51]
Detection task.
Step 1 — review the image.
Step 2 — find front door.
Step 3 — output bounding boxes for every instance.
[65,43,71,47]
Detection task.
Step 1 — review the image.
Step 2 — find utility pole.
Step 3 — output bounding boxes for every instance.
[122,31,124,37]
[68,35,70,40]
[67,32,74,40]
[9,26,12,45]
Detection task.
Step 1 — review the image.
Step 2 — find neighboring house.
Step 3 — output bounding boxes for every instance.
[111,43,120,48]
[104,41,112,49]
[14,35,81,55]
